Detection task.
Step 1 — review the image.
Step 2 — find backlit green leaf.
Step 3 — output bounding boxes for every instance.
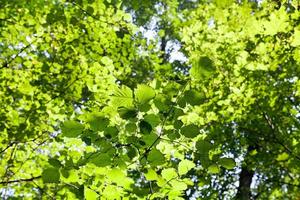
[111,86,134,108]
[144,169,158,181]
[162,168,177,180]
[208,164,220,174]
[276,152,289,161]
[178,160,195,175]
[219,158,236,170]
[135,84,156,104]
[84,187,98,200]
[170,180,188,191]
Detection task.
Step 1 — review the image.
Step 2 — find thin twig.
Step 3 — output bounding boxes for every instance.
[261,111,300,161]
[1,40,36,69]
[0,176,41,185]
[140,81,190,161]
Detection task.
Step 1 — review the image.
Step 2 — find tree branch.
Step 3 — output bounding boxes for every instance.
[140,81,189,161]
[1,41,35,69]
[261,112,300,161]
[0,176,41,185]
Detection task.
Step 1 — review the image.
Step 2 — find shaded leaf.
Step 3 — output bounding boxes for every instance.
[89,153,111,167]
[178,90,205,106]
[196,140,212,154]
[48,158,62,168]
[190,56,215,80]
[118,107,137,119]
[62,120,84,138]
[139,120,152,134]
[42,168,60,183]
[88,116,109,132]
[180,124,199,138]
[148,149,165,166]
[127,146,137,159]
[104,126,118,139]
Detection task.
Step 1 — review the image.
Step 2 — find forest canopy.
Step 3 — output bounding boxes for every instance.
[1,0,300,199]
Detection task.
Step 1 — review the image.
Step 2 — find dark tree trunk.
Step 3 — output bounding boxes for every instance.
[235,166,254,200]
[160,35,168,62]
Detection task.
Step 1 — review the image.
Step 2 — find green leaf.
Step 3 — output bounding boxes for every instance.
[291,30,300,47]
[42,168,60,183]
[196,140,212,154]
[166,129,181,140]
[263,9,289,36]
[170,180,188,191]
[219,158,236,170]
[127,146,137,159]
[48,158,62,168]
[215,0,234,7]
[61,168,70,178]
[123,13,132,22]
[138,103,151,112]
[86,6,94,15]
[141,133,157,146]
[190,56,215,80]
[158,29,165,37]
[180,124,199,138]
[135,84,156,104]
[111,86,133,108]
[85,187,98,200]
[148,149,165,166]
[125,123,137,133]
[107,169,126,184]
[104,126,118,139]
[118,107,137,119]
[178,160,195,175]
[178,90,205,106]
[19,81,35,96]
[144,114,161,127]
[161,168,177,180]
[139,120,152,134]
[72,185,84,199]
[208,164,220,174]
[154,94,171,112]
[144,169,158,181]
[276,152,289,161]
[89,153,111,167]
[61,120,84,138]
[101,56,113,66]
[88,116,109,132]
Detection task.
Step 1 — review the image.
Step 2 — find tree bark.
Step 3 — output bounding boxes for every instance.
[235,166,254,200]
